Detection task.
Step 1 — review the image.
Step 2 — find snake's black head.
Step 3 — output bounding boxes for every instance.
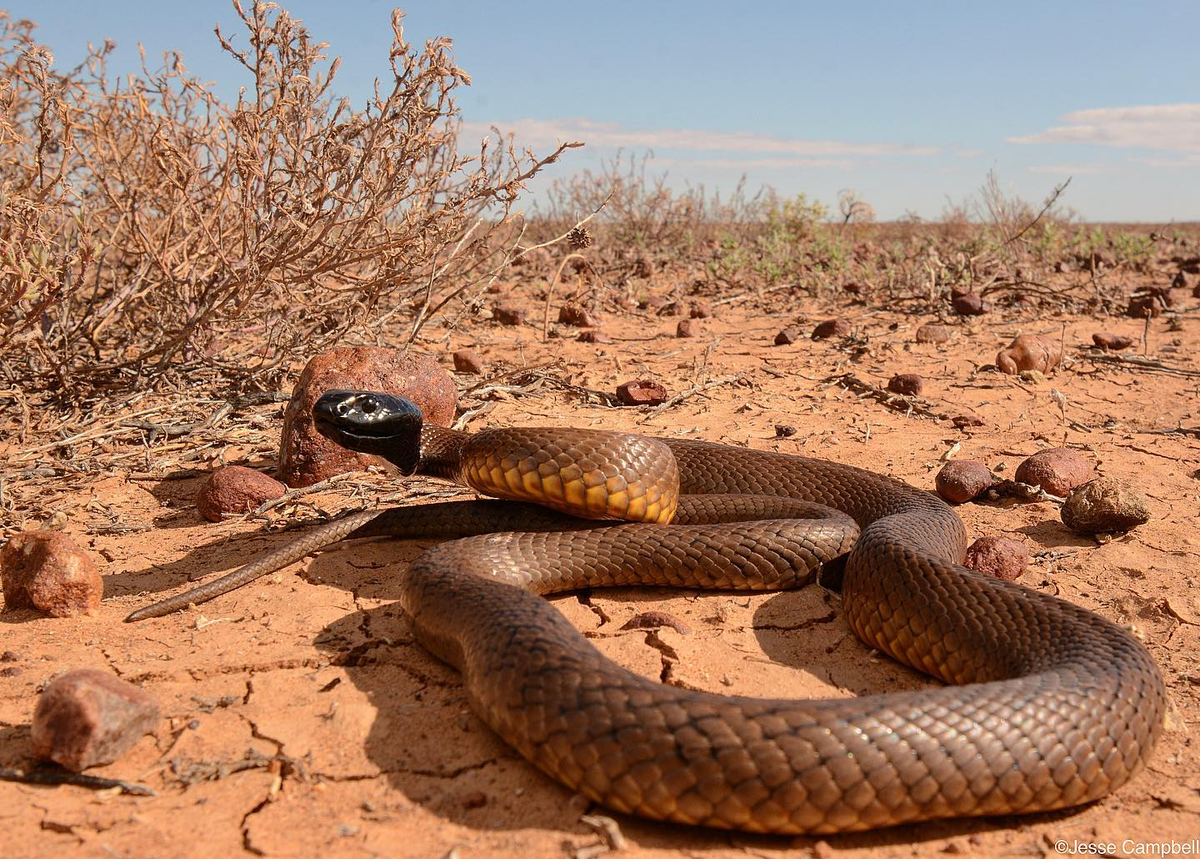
[312,390,424,475]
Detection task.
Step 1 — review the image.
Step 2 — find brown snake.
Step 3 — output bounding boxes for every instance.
[127,391,1166,834]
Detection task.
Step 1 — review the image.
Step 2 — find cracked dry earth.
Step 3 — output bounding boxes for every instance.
[2,295,1200,858]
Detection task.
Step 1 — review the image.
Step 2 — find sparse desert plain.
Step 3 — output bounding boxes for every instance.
[1,4,1199,857]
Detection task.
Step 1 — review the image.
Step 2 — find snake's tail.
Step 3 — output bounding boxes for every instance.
[123,500,595,623]
[123,508,386,622]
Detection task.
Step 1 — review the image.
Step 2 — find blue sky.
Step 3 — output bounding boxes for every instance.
[12,1,1200,222]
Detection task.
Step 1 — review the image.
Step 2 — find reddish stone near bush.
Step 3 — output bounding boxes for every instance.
[195,466,285,522]
[951,293,990,315]
[277,348,456,487]
[452,349,484,373]
[1,532,102,617]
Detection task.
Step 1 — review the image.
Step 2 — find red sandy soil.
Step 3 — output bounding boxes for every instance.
[1,287,1198,857]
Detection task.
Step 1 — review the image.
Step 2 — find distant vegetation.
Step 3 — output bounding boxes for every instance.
[0,3,1189,393]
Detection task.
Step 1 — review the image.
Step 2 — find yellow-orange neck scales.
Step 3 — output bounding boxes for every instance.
[458,428,679,524]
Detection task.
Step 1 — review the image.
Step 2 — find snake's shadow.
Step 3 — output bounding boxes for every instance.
[303,540,1088,846]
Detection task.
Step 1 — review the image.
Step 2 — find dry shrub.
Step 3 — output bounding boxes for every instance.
[0,2,571,389]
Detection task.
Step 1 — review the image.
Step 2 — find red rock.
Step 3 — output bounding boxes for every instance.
[620,610,691,635]
[452,349,484,373]
[915,323,952,344]
[935,461,993,504]
[811,318,851,340]
[1127,288,1168,318]
[615,380,668,406]
[639,295,669,311]
[1015,447,1094,496]
[491,305,525,325]
[887,373,923,396]
[951,293,990,315]
[32,669,160,772]
[964,536,1029,581]
[659,301,686,317]
[1061,477,1151,534]
[578,331,612,344]
[775,424,797,438]
[195,466,285,522]
[558,304,599,327]
[1092,333,1135,351]
[689,301,713,319]
[676,319,698,338]
[996,334,1063,375]
[277,348,456,487]
[462,790,488,809]
[1,532,101,617]
[774,327,801,346]
[951,415,985,429]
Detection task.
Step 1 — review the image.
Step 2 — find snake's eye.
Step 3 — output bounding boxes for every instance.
[361,396,378,415]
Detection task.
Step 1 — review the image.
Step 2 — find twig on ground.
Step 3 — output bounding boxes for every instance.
[0,766,155,796]
[1081,352,1200,377]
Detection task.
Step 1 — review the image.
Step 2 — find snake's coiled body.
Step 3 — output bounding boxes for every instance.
[127,418,1166,834]
[401,427,1165,834]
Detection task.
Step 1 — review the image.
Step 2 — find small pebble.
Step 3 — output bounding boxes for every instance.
[676,319,698,338]
[996,334,1063,375]
[811,318,851,340]
[615,380,668,406]
[935,461,993,504]
[1127,288,1169,318]
[689,301,713,319]
[196,466,286,523]
[774,327,801,346]
[915,323,952,344]
[461,791,488,809]
[452,349,484,374]
[1015,448,1093,496]
[491,305,525,326]
[775,424,797,438]
[887,373,923,396]
[964,536,1029,581]
[951,293,989,315]
[578,331,612,344]
[639,295,669,311]
[620,611,691,635]
[558,304,599,327]
[951,415,984,429]
[1091,332,1134,351]
[32,669,161,772]
[1062,477,1151,534]
[1,532,102,617]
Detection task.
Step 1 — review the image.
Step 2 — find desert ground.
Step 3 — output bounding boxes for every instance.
[2,251,1199,858]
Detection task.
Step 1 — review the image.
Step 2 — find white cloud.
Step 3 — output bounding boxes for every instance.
[1028,163,1106,175]
[1129,155,1200,169]
[649,155,857,171]
[462,118,941,159]
[1009,103,1200,153]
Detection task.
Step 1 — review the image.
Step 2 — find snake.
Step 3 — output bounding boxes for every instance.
[126,390,1166,835]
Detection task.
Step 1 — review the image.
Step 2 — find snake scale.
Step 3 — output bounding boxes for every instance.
[126,390,1166,834]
